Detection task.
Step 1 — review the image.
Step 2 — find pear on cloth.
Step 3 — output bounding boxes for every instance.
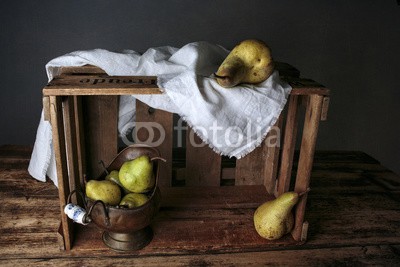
[215,39,274,88]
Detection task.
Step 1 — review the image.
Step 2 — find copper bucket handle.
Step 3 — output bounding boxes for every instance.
[65,189,110,226]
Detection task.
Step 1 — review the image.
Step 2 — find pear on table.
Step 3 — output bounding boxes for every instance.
[253,191,300,240]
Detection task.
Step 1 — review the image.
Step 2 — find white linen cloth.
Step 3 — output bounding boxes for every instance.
[28,41,292,186]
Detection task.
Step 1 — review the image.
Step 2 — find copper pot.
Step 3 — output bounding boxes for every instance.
[85,144,163,251]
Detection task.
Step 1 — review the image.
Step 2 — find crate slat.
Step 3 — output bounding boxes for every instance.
[82,96,119,178]
[49,96,73,250]
[185,128,222,186]
[235,145,265,186]
[292,94,324,241]
[63,96,82,205]
[277,94,300,195]
[262,116,283,194]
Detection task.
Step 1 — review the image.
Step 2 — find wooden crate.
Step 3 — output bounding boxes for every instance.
[42,63,330,252]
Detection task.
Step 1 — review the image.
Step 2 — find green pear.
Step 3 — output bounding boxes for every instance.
[85,180,121,206]
[105,170,120,185]
[105,170,131,194]
[119,193,149,208]
[119,155,155,193]
[215,39,274,88]
[253,191,299,240]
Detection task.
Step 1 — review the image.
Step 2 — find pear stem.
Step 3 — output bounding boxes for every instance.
[213,73,228,79]
[298,187,311,197]
[98,160,109,175]
[150,156,167,163]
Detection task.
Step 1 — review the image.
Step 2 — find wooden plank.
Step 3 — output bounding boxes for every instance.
[277,95,299,195]
[135,101,173,187]
[2,147,400,263]
[0,145,32,169]
[43,87,162,96]
[0,170,57,197]
[42,96,50,121]
[159,185,272,209]
[185,128,221,186]
[44,65,328,97]
[74,96,86,194]
[43,75,160,96]
[290,87,330,96]
[235,145,265,186]
[82,96,118,179]
[63,96,82,204]
[235,117,281,190]
[2,245,398,266]
[49,96,72,250]
[291,94,324,241]
[262,116,283,194]
[0,145,32,159]
[320,96,330,121]
[285,76,330,96]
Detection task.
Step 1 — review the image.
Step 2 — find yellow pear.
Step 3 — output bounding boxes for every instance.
[253,191,299,240]
[105,170,131,194]
[105,170,121,185]
[215,39,274,88]
[119,193,149,208]
[85,180,121,206]
[119,155,155,193]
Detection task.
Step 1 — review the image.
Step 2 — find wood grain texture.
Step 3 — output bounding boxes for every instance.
[234,117,281,193]
[49,96,73,250]
[1,147,400,266]
[292,95,324,241]
[43,75,160,96]
[185,128,222,186]
[277,94,299,195]
[43,65,328,98]
[262,116,283,194]
[82,96,118,179]
[63,96,81,203]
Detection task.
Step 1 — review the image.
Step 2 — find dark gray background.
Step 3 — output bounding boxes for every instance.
[1,0,399,175]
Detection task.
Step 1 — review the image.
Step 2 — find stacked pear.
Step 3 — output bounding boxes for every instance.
[119,155,155,193]
[253,191,299,240]
[85,155,155,208]
[215,39,274,88]
[85,180,122,206]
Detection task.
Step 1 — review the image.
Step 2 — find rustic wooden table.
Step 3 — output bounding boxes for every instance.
[1,145,399,266]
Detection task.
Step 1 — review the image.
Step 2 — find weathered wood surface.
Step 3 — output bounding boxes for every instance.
[42,64,329,97]
[81,95,119,179]
[41,65,330,248]
[43,75,160,96]
[1,146,400,265]
[185,128,222,186]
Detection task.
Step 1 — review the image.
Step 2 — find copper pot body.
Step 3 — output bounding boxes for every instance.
[86,145,162,234]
